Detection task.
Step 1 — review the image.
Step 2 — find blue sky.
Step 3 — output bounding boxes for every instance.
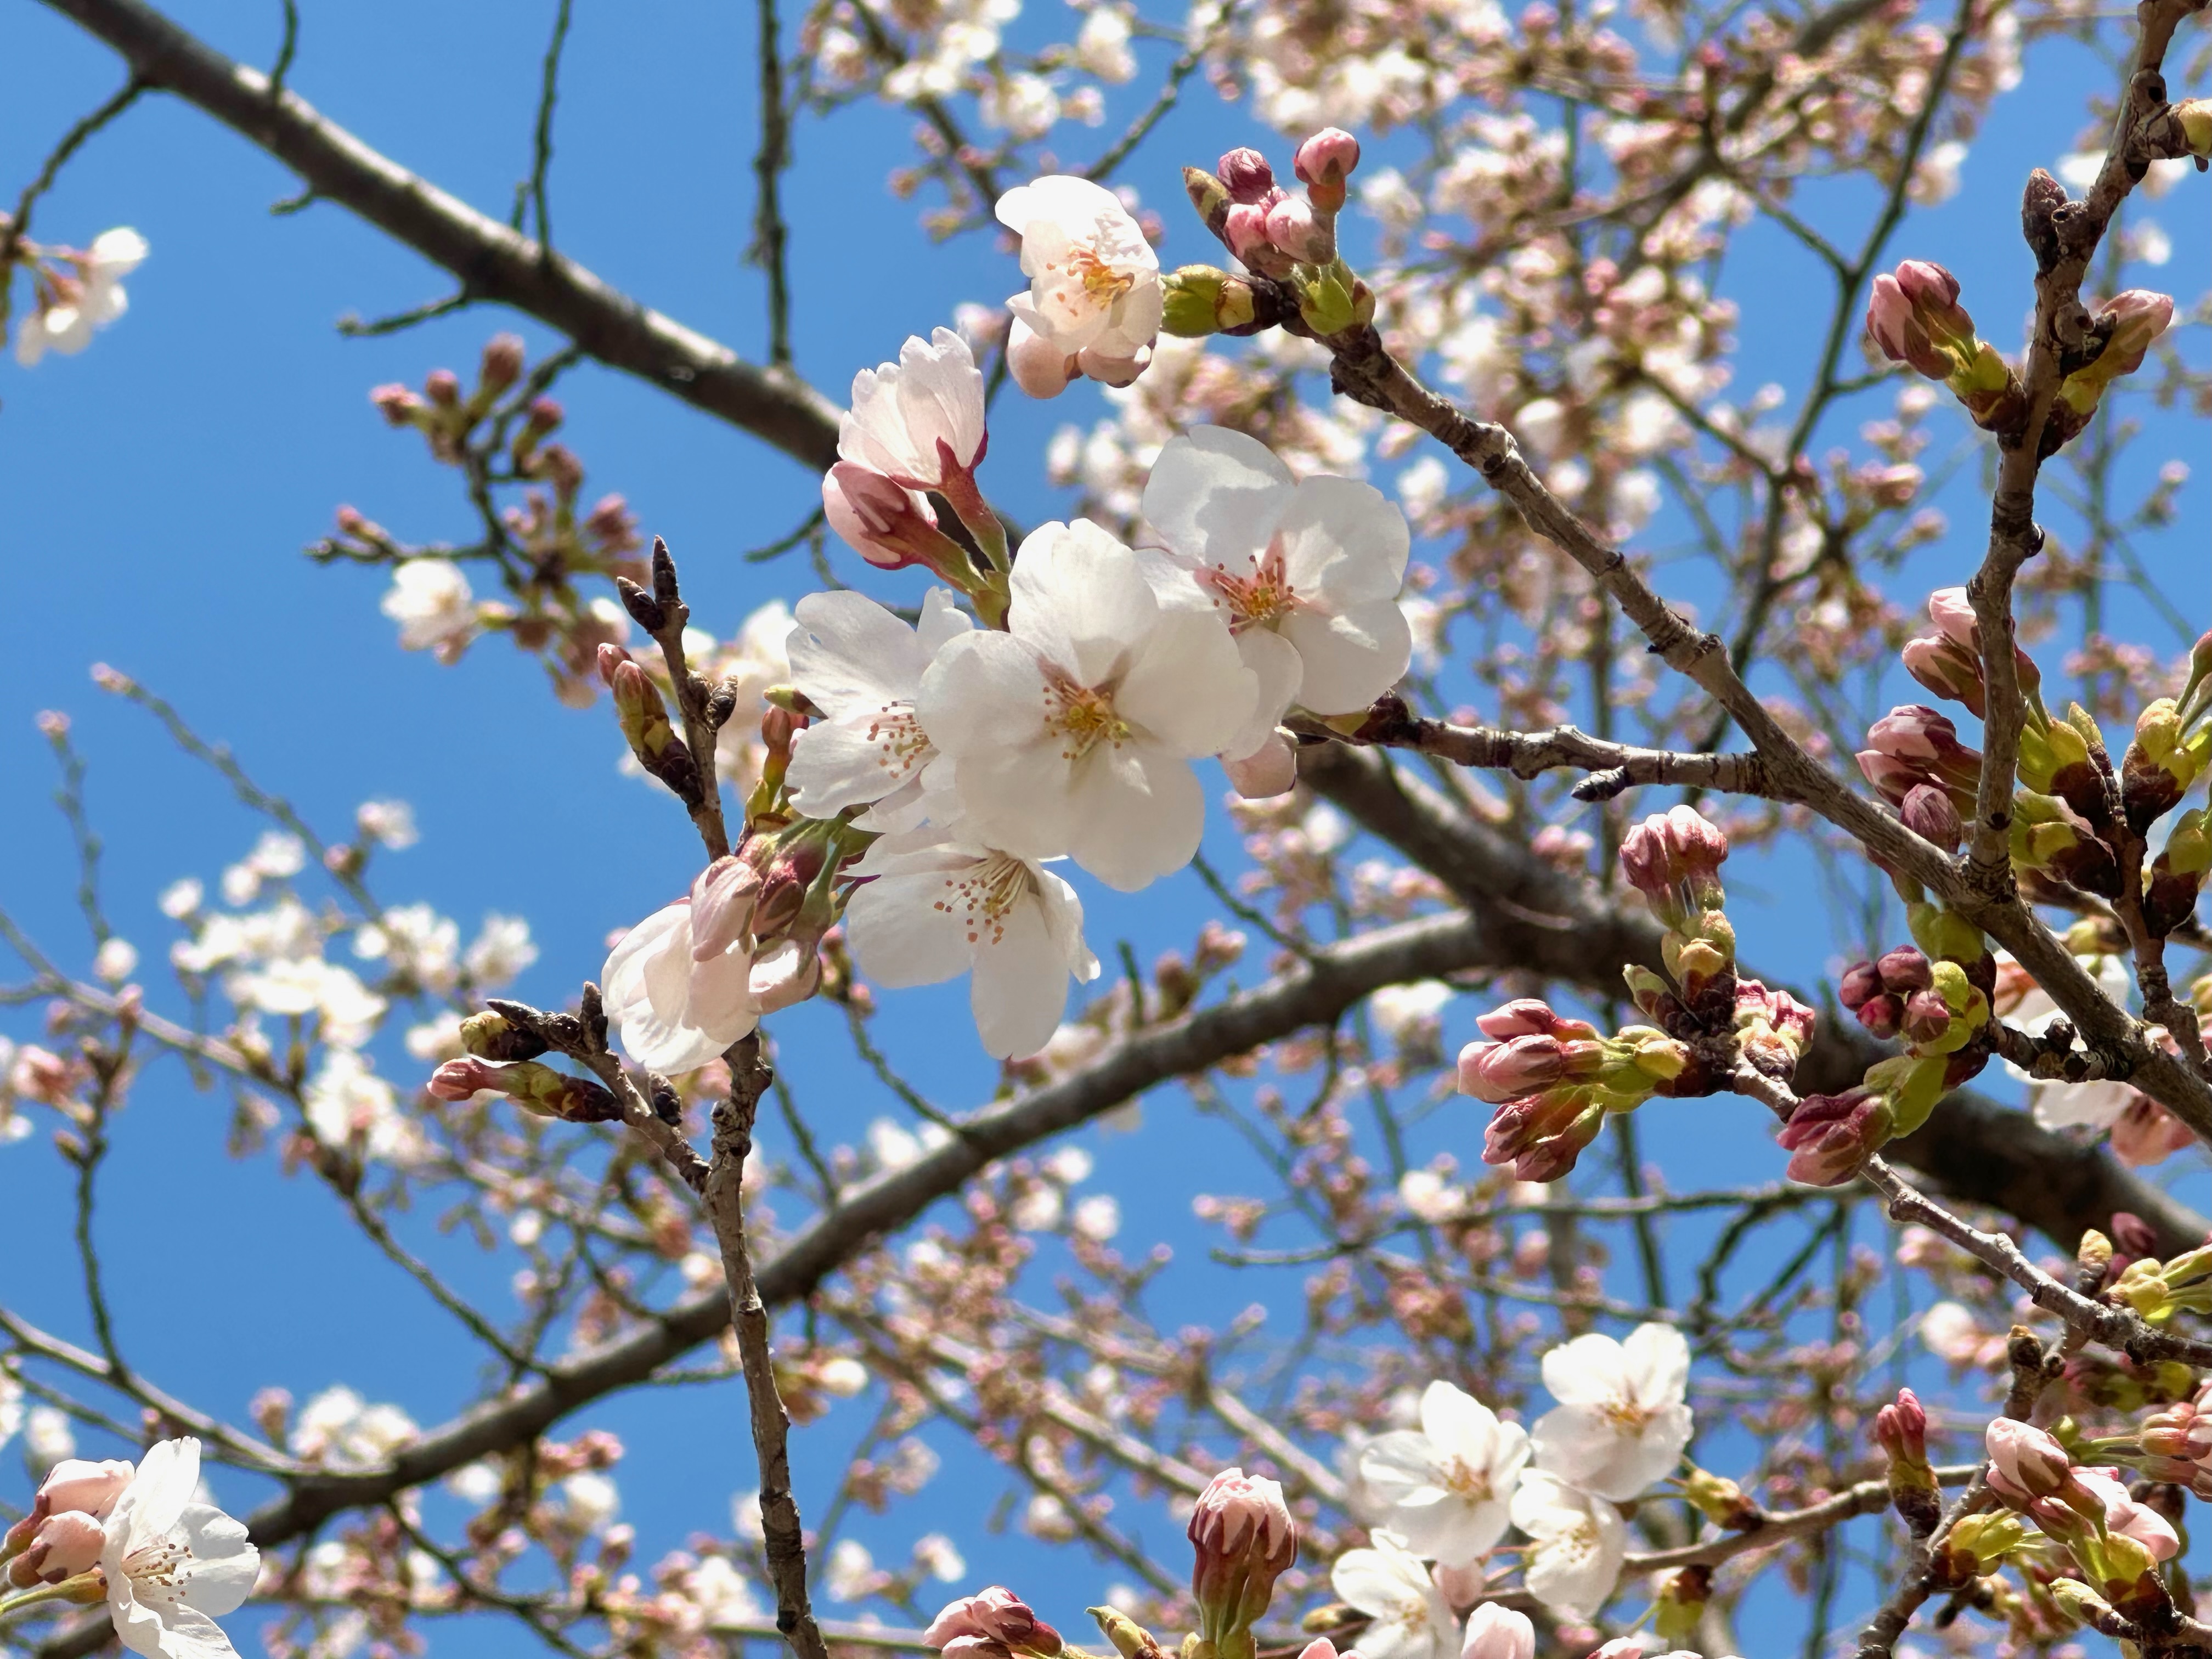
[2,0,2205,1651]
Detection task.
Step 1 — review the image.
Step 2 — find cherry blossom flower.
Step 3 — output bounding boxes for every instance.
[1330,1534,1459,1659]
[99,1438,261,1659]
[786,588,971,831]
[380,560,477,660]
[1531,1324,1693,1500]
[1357,1380,1531,1566]
[839,329,987,492]
[1140,427,1413,759]
[917,518,1255,890]
[995,176,1163,396]
[2074,1467,2180,1560]
[843,828,1099,1059]
[602,862,767,1073]
[15,228,147,366]
[1505,1470,1625,1618]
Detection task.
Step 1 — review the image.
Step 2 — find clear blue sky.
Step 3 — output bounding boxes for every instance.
[2,0,2204,1650]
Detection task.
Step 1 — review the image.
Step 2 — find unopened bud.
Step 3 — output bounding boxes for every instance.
[424,368,461,407]
[1293,127,1362,212]
[479,333,526,395]
[616,576,668,635]
[1901,782,1963,853]
[458,1012,550,1063]
[1162,266,1260,337]
[1216,148,1277,204]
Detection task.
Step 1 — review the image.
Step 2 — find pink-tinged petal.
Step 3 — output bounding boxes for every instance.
[1140,427,1295,574]
[1116,608,1256,758]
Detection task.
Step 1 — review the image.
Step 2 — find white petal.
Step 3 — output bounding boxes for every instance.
[1140,427,1294,573]
[789,589,930,713]
[970,899,1074,1058]
[1274,475,1410,603]
[1007,520,1157,689]
[1281,600,1413,714]
[1066,743,1203,891]
[174,1506,258,1616]
[845,873,972,989]
[1539,1331,1627,1406]
[1620,1323,1691,1408]
[120,1438,199,1545]
[915,586,977,656]
[1115,609,1257,758]
[787,710,933,816]
[918,630,1049,757]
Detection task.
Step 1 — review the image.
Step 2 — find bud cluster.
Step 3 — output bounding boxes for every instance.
[2136,1380,2212,1498]
[1786,906,1996,1184]
[1980,1419,2180,1616]
[1179,129,1375,338]
[1457,997,1692,1181]
[1,1458,133,1592]
[2111,1242,2212,1324]
[1617,806,1737,1016]
[1865,261,2026,433]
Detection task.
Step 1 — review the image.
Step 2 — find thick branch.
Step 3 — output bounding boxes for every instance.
[39,0,843,470]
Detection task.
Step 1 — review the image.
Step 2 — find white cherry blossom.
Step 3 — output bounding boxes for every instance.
[380,560,477,659]
[843,828,1100,1058]
[1329,1534,1459,1659]
[602,862,769,1073]
[100,1437,261,1659]
[1357,1379,1530,1566]
[995,175,1163,394]
[1531,1323,1693,1502]
[918,518,1256,890]
[838,328,988,491]
[786,588,972,831]
[1506,1470,1626,1618]
[16,228,147,366]
[1141,426,1412,758]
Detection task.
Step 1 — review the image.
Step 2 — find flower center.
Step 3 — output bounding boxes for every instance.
[933,854,1033,947]
[1602,1398,1655,1432]
[863,704,932,776]
[125,1537,193,1601]
[1199,547,1297,631]
[1043,675,1130,759]
[1438,1455,1492,1503]
[1070,246,1135,306]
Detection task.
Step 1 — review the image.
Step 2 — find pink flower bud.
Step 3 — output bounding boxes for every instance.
[369,383,424,426]
[1927,586,1977,648]
[424,368,461,407]
[1855,994,1904,1040]
[2095,289,2174,376]
[1901,636,1984,718]
[428,1057,501,1101]
[522,394,565,437]
[1006,320,1077,399]
[1217,148,1277,204]
[1459,1604,1534,1659]
[1189,1468,1296,1643]
[1476,998,1595,1041]
[1291,126,1353,194]
[1876,947,1933,994]
[1875,1388,1929,1464]
[1983,1418,2074,1504]
[8,1511,105,1587]
[1223,201,1274,260]
[823,462,947,570]
[595,642,631,687]
[1263,195,1331,262]
[924,1588,1063,1657]
[1223,731,1299,799]
[480,333,527,394]
[1457,1035,1568,1104]
[1838,961,1883,1011]
[1901,783,1963,852]
[1776,1088,1892,1185]
[35,1458,134,1521]
[1481,1089,1603,1180]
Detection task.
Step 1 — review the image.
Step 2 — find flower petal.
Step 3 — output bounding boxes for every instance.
[1141,427,1294,574]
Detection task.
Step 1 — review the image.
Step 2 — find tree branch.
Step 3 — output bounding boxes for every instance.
[38,0,843,470]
